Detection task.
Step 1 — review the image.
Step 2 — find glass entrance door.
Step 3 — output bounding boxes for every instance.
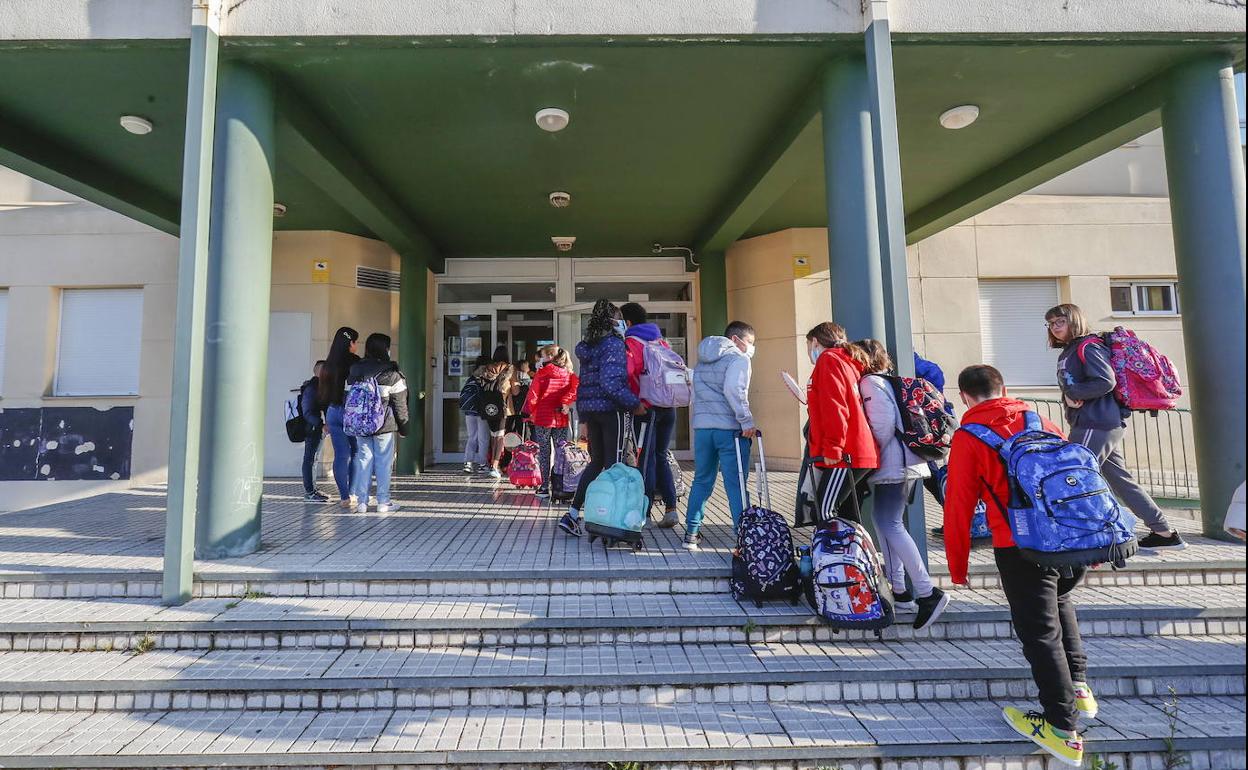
[436,310,493,460]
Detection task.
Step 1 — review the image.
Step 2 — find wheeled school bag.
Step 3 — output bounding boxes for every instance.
[962,411,1138,569]
[583,462,648,550]
[729,434,804,606]
[507,428,543,489]
[883,375,957,461]
[652,450,687,503]
[806,517,894,635]
[638,340,692,408]
[1077,327,1183,412]
[343,377,386,437]
[551,437,590,503]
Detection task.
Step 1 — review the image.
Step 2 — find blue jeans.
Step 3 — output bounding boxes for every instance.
[684,429,750,535]
[301,425,324,494]
[351,432,396,505]
[640,407,678,509]
[325,405,357,501]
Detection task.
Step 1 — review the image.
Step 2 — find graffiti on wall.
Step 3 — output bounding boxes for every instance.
[0,406,134,481]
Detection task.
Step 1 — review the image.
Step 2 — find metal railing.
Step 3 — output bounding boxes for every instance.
[1027,399,1199,501]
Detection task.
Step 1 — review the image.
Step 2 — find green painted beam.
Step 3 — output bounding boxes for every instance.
[275,87,439,264]
[0,112,180,235]
[698,251,728,341]
[905,73,1169,244]
[396,252,429,474]
[692,88,821,255]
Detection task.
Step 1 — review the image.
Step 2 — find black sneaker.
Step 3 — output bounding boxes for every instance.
[558,512,584,537]
[930,526,945,538]
[913,587,950,631]
[303,490,330,502]
[892,590,918,613]
[1139,531,1187,550]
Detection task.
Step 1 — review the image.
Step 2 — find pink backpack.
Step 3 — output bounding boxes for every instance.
[1078,327,1182,412]
[507,440,543,488]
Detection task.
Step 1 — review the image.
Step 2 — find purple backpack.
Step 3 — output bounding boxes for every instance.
[343,377,386,437]
[639,340,692,408]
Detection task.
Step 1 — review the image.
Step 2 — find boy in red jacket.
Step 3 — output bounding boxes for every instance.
[944,364,1090,768]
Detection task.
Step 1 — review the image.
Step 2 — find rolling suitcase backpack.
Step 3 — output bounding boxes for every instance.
[729,433,804,606]
[806,516,895,636]
[507,426,543,489]
[583,422,649,550]
[551,437,590,502]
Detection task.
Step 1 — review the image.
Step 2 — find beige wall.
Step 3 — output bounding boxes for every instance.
[726,195,1188,469]
[0,198,402,511]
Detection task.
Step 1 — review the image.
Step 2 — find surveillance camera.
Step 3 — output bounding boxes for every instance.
[651,243,663,254]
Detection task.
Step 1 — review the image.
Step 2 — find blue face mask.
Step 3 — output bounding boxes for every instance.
[613,320,628,336]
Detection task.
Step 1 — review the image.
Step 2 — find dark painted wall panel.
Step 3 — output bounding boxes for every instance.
[0,406,134,481]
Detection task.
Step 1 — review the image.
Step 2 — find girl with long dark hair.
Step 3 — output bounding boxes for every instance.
[345,333,409,513]
[320,326,361,507]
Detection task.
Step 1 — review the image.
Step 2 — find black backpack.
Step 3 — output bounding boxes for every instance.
[284,379,315,443]
[459,376,484,414]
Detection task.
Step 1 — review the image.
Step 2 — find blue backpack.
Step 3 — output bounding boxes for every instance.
[962,412,1138,568]
[343,377,387,437]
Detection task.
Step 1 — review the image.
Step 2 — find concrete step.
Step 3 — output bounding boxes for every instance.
[1,584,1242,652]
[0,695,1242,768]
[0,635,1240,713]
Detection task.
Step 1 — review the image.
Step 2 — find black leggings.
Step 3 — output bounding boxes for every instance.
[571,410,632,511]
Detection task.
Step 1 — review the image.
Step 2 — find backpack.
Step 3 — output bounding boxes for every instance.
[1078,327,1182,412]
[508,440,543,488]
[728,436,804,606]
[638,340,692,408]
[284,383,309,443]
[962,411,1138,569]
[806,518,894,634]
[883,375,957,461]
[343,377,387,437]
[551,438,590,502]
[459,377,483,414]
[583,462,648,549]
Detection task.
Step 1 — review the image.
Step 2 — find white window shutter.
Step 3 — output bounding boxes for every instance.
[0,291,8,394]
[55,289,143,396]
[978,280,1061,387]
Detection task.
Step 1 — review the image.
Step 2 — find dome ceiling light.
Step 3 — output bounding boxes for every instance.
[535,108,570,132]
[938,105,980,130]
[119,115,154,135]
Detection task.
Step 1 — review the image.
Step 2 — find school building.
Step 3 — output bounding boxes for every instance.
[0,1,1243,602]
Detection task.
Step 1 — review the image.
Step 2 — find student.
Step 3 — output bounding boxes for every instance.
[1045,303,1184,550]
[319,326,361,508]
[523,344,579,499]
[853,339,950,630]
[563,300,643,536]
[478,360,516,480]
[683,320,757,550]
[300,360,330,502]
[621,302,680,528]
[345,333,409,513]
[460,358,490,474]
[802,322,878,525]
[944,364,1089,768]
[913,350,955,416]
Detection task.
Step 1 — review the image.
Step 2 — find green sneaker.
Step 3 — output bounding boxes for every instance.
[1073,681,1099,720]
[1002,706,1084,767]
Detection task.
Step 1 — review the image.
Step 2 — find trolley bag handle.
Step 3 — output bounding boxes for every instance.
[732,430,768,510]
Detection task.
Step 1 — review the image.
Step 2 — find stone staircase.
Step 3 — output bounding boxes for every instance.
[0,472,1243,768]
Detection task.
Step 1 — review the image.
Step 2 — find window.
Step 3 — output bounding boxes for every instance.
[1111,281,1180,316]
[55,289,143,396]
[0,290,7,394]
[978,279,1061,387]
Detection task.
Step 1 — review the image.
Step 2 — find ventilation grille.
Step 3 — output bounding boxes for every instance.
[356,266,401,292]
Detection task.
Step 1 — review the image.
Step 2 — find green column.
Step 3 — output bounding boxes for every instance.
[195,62,276,559]
[698,250,728,339]
[821,57,887,343]
[396,253,428,474]
[163,10,219,604]
[1161,56,1247,539]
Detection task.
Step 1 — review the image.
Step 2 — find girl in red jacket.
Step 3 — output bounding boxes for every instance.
[803,322,879,524]
[523,344,580,498]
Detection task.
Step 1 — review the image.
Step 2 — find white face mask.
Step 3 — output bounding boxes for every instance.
[808,345,822,366]
[743,341,756,359]
[613,320,628,336]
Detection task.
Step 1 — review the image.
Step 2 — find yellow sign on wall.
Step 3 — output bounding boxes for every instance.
[312,260,329,283]
[793,255,811,278]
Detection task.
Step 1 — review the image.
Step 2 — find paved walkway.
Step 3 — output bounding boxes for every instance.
[0,467,1240,581]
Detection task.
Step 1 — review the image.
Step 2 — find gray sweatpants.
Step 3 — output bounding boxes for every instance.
[1073,426,1172,534]
[464,414,490,465]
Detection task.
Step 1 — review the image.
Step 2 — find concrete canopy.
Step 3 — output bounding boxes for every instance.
[0,35,1242,258]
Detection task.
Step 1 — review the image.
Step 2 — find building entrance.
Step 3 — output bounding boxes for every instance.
[432,257,698,463]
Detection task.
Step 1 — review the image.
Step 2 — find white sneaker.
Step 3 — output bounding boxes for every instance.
[354,503,368,514]
[377,503,401,514]
[488,468,502,479]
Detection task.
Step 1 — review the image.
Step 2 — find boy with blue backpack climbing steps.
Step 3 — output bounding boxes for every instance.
[945,364,1140,768]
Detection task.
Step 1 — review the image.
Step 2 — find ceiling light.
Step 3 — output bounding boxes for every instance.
[535,108,570,132]
[119,115,154,135]
[549,191,571,208]
[938,105,980,130]
[552,236,576,252]
[273,202,288,217]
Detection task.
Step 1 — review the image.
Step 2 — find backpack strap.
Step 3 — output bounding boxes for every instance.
[1022,410,1043,433]
[1075,333,1110,365]
[960,423,1006,457]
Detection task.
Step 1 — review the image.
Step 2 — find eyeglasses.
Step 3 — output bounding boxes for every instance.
[1044,318,1069,329]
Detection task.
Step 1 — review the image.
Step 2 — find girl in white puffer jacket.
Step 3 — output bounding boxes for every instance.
[853,339,949,632]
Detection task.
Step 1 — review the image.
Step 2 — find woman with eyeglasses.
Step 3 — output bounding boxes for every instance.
[1045,303,1184,550]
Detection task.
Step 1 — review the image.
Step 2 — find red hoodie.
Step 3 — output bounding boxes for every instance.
[806,347,879,470]
[943,397,1064,584]
[523,364,579,429]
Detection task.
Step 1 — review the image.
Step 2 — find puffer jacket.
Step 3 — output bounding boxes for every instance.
[806,347,878,469]
[576,334,640,414]
[524,364,579,428]
[859,374,931,484]
[345,358,410,436]
[691,336,754,431]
